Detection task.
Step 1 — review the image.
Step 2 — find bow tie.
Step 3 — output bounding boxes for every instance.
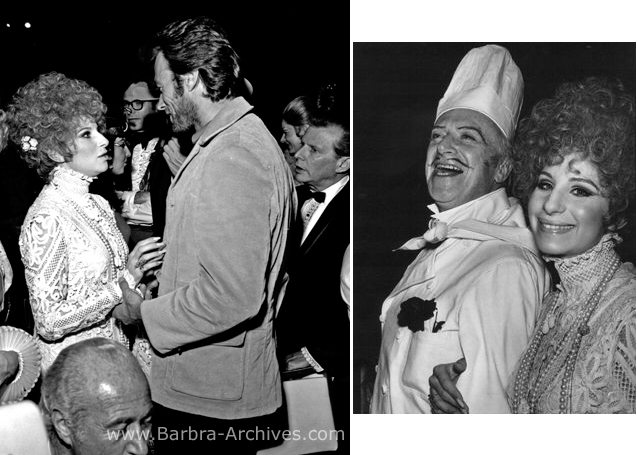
[298,186,326,203]
[396,220,449,251]
[308,191,325,203]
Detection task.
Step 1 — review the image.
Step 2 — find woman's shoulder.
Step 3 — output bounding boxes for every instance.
[597,263,635,332]
[608,262,636,302]
[22,187,70,226]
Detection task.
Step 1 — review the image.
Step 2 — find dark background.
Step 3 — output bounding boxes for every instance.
[0,3,349,134]
[353,42,636,412]
[0,3,349,332]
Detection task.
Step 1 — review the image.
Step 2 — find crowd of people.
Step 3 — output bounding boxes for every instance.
[0,15,350,454]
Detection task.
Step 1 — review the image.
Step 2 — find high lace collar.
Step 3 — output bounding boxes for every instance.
[546,233,621,295]
[50,166,94,197]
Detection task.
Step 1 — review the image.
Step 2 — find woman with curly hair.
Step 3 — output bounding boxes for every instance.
[7,72,165,372]
[429,76,635,413]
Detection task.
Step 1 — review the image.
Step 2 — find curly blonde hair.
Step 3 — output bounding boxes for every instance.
[8,72,107,181]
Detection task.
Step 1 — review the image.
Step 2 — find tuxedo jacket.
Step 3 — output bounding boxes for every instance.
[276,181,350,379]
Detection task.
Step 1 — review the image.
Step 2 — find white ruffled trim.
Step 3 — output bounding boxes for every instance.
[301,347,324,373]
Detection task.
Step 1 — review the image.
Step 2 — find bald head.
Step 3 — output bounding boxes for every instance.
[42,339,151,455]
[43,338,146,405]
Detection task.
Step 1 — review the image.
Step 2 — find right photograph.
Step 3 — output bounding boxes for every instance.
[353,42,636,414]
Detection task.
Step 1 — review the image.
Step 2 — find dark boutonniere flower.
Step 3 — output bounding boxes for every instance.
[397,297,437,332]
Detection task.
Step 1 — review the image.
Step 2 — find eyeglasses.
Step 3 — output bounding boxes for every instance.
[122,99,158,112]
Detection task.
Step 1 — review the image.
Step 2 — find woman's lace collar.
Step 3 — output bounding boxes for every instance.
[545,233,621,294]
[50,166,94,197]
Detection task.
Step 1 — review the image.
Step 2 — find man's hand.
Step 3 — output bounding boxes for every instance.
[163,137,186,176]
[284,350,311,371]
[113,278,144,325]
[428,357,469,414]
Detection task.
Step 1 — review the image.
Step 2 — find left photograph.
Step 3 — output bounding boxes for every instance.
[0,4,350,454]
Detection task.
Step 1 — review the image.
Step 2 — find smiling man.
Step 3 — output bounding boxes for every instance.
[370,45,551,414]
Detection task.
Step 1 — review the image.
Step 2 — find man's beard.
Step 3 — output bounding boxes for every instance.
[171,96,198,133]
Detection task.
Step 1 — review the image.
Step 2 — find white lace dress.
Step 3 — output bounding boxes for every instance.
[508,234,636,413]
[19,167,139,372]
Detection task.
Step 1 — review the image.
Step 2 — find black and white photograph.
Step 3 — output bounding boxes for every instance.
[1,0,637,454]
[1,3,350,454]
[354,41,635,415]
[352,0,636,452]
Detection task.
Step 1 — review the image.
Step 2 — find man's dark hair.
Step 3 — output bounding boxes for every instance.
[145,16,241,102]
[310,84,350,157]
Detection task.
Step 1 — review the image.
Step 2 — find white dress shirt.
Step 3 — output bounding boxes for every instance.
[301,175,349,244]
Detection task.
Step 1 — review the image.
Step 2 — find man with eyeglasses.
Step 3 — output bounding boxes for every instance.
[119,79,176,248]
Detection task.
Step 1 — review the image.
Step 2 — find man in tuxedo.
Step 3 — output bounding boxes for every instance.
[276,93,350,451]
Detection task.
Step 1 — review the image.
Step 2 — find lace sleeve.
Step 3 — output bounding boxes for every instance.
[612,307,636,413]
[20,212,122,341]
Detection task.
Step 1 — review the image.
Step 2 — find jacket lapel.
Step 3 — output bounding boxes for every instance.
[299,182,349,257]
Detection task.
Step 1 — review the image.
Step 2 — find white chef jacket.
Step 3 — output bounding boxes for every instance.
[371,188,551,414]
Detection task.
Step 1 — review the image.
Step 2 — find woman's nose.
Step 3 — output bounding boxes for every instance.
[542,189,565,214]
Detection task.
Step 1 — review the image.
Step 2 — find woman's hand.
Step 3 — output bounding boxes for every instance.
[126,237,166,285]
[428,357,469,414]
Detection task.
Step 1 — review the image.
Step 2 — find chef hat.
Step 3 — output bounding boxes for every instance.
[435,44,523,139]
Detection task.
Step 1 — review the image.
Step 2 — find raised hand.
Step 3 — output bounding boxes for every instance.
[126,237,166,284]
[163,137,186,176]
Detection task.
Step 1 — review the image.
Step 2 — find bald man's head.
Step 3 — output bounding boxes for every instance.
[42,338,151,455]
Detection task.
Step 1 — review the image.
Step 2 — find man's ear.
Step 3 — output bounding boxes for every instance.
[335,156,350,174]
[183,71,201,93]
[51,409,74,446]
[494,157,512,184]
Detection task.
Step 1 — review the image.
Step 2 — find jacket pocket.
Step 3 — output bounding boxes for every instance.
[169,340,246,401]
[401,328,461,397]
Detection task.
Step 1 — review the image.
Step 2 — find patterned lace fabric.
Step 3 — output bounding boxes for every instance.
[19,167,135,372]
[508,234,636,413]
